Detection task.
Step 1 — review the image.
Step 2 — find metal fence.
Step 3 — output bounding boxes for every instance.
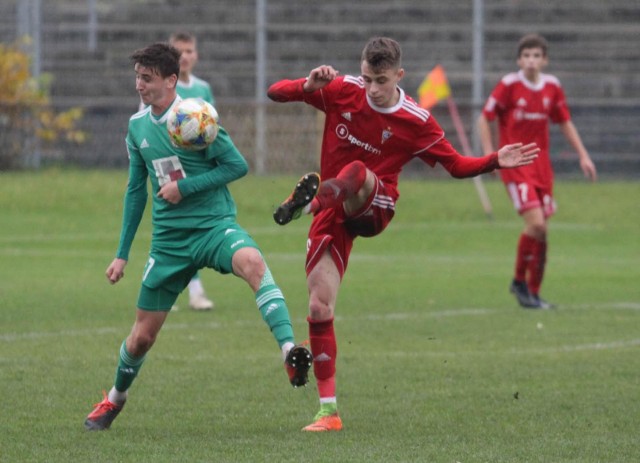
[1,0,638,178]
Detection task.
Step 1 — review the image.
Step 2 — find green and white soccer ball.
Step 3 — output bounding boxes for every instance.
[167,98,219,151]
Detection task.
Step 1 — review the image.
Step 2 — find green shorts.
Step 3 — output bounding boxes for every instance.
[136,221,259,311]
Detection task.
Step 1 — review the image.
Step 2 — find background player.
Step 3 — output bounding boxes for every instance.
[267,36,540,431]
[84,42,311,431]
[477,33,597,309]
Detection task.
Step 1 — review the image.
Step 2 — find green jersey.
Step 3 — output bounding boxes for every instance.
[116,96,248,260]
[177,74,215,106]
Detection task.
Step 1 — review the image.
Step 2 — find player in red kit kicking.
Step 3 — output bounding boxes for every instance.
[267,37,540,431]
[477,34,597,310]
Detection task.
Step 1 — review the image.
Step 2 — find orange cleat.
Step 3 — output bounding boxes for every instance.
[302,413,343,432]
[84,391,125,431]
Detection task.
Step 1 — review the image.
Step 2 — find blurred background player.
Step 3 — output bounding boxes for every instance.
[169,30,215,310]
[84,42,311,431]
[267,36,540,432]
[477,33,597,310]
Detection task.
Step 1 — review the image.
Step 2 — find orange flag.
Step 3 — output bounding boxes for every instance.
[417,65,451,109]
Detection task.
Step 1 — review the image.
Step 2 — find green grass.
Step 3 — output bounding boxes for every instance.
[0,169,638,463]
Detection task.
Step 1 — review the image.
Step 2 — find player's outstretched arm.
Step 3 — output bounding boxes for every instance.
[303,65,339,92]
[497,142,540,168]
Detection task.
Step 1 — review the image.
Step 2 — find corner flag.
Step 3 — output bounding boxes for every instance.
[417,65,494,219]
[417,65,451,110]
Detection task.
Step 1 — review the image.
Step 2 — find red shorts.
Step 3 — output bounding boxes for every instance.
[505,181,556,218]
[305,177,396,278]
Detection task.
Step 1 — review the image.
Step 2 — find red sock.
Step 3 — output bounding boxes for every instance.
[308,317,337,399]
[310,161,367,213]
[527,239,547,296]
[515,233,537,281]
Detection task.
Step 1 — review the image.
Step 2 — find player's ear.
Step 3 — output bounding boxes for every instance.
[167,73,178,88]
[396,68,405,81]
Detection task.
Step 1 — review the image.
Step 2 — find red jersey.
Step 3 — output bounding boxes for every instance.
[268,75,500,202]
[482,70,571,188]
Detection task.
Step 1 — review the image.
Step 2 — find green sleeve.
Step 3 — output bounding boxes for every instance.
[177,127,249,197]
[116,148,148,260]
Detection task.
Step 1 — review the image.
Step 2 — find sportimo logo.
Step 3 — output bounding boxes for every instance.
[514,109,548,121]
[335,124,381,155]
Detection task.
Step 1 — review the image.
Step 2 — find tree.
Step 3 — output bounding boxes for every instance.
[0,40,85,169]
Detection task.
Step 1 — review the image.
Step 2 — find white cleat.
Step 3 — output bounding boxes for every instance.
[189,294,215,311]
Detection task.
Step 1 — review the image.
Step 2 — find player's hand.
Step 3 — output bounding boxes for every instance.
[497,142,540,168]
[304,65,339,92]
[106,258,127,284]
[157,181,183,204]
[580,157,597,182]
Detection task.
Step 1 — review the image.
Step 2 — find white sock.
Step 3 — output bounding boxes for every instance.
[302,203,312,215]
[108,386,127,406]
[281,341,295,361]
[188,277,205,297]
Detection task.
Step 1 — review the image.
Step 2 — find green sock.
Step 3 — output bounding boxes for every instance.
[256,285,295,347]
[255,263,295,348]
[114,340,146,392]
[315,402,338,419]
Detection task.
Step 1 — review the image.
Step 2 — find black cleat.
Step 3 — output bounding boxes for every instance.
[510,279,538,309]
[531,294,556,310]
[285,344,313,388]
[274,173,320,225]
[84,391,125,431]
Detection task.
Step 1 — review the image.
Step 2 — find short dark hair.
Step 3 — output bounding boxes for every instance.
[517,34,548,57]
[130,42,180,78]
[361,37,402,72]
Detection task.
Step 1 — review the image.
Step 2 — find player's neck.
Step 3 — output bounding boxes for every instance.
[151,93,177,116]
[522,70,541,85]
[179,72,191,84]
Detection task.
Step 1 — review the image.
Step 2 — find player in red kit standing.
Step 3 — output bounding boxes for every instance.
[477,34,597,310]
[267,37,540,431]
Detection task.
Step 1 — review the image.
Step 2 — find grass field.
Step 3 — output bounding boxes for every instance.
[0,169,638,463]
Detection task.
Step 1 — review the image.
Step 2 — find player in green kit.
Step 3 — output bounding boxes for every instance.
[171,31,215,106]
[169,30,215,310]
[84,42,312,431]
[138,31,217,310]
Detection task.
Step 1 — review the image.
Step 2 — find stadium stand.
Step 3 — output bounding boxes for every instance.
[0,0,638,175]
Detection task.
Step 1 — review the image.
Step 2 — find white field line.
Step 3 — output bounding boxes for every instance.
[0,220,602,245]
[0,248,635,267]
[3,303,640,359]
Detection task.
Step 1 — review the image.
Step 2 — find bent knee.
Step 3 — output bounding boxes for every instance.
[127,332,156,356]
[526,223,547,240]
[308,297,334,321]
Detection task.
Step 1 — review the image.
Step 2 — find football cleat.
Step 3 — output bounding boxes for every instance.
[189,293,215,311]
[531,294,556,310]
[84,391,125,431]
[509,279,538,309]
[273,173,320,225]
[302,413,343,432]
[285,343,313,388]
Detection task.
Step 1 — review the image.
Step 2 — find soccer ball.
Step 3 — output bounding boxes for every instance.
[167,98,219,151]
